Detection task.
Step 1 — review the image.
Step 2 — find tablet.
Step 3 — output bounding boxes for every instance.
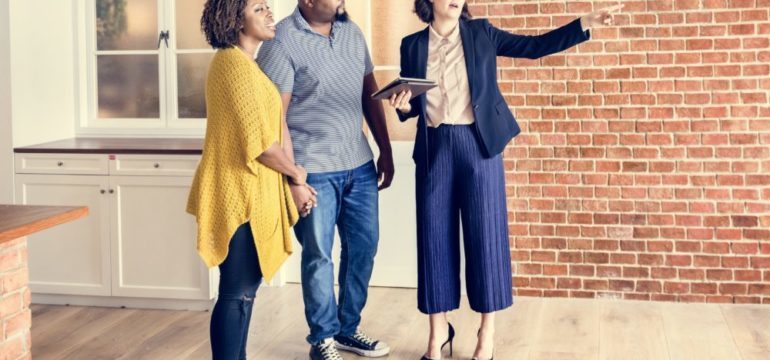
[371,77,438,100]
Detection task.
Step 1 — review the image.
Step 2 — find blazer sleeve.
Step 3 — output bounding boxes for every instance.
[396,38,420,122]
[484,18,591,59]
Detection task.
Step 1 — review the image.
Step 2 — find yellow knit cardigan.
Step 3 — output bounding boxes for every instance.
[186,47,299,281]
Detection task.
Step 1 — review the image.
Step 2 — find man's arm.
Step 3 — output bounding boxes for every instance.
[279,91,317,216]
[362,73,394,190]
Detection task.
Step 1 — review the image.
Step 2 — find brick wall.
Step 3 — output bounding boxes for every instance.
[467,0,770,303]
[0,237,32,359]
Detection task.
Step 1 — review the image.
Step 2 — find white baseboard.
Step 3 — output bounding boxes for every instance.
[31,293,216,311]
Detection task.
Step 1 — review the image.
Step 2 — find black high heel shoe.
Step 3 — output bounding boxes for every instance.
[472,329,494,360]
[420,323,455,360]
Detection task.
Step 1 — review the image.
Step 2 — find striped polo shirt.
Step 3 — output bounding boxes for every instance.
[257,7,375,173]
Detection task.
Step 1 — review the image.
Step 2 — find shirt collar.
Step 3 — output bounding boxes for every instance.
[428,22,461,44]
[292,6,342,37]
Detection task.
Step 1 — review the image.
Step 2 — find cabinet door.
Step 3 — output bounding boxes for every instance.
[109,175,213,300]
[14,175,112,296]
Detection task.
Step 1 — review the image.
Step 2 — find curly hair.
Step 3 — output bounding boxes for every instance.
[201,0,248,49]
[414,0,472,24]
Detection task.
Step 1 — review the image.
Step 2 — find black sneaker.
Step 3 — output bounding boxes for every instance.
[334,328,390,357]
[309,338,343,360]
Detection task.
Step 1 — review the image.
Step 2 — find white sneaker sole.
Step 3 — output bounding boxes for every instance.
[335,342,390,358]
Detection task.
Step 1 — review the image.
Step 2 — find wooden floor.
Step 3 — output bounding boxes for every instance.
[30,285,770,360]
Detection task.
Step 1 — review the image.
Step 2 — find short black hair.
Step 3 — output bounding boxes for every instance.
[201,0,248,49]
[414,0,472,24]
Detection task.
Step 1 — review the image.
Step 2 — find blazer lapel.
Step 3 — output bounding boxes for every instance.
[459,21,476,103]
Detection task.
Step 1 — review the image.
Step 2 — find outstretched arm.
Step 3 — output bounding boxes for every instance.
[490,4,623,59]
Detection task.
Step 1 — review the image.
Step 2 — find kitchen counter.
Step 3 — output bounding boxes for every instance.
[0,204,88,359]
[14,137,204,155]
[0,204,88,244]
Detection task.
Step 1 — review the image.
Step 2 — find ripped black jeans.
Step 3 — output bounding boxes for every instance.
[210,222,262,360]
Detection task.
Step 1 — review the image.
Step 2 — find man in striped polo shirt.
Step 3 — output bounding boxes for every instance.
[258,1,393,359]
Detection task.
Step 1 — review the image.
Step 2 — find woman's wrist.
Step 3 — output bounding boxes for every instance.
[289,164,305,185]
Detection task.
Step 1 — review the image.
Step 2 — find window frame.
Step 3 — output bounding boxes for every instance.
[75,0,220,137]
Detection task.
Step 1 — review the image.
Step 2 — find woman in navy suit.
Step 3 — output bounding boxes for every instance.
[388,1,622,359]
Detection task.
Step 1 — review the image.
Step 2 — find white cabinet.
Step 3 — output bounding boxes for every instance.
[14,153,215,305]
[14,174,111,296]
[109,175,209,299]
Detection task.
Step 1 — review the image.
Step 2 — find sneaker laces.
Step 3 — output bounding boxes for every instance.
[352,329,376,346]
[319,340,343,360]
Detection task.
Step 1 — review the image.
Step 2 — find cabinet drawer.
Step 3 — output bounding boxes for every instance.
[15,153,109,175]
[110,155,200,176]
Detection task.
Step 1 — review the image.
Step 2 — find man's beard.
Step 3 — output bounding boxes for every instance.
[335,7,349,22]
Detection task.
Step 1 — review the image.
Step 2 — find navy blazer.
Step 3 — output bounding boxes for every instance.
[397,18,590,164]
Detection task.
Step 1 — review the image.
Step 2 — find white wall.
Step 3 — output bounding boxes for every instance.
[0,0,13,203]
[9,0,77,147]
[273,0,297,20]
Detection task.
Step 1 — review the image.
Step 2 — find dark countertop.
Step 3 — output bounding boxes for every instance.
[0,205,89,245]
[14,138,204,155]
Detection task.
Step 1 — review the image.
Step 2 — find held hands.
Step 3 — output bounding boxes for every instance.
[289,164,316,217]
[388,89,412,113]
[290,183,317,217]
[581,4,624,30]
[290,164,308,186]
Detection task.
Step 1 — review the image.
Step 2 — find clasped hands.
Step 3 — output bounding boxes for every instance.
[290,165,317,217]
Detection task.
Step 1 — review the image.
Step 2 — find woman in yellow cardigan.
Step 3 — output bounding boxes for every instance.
[187,1,315,358]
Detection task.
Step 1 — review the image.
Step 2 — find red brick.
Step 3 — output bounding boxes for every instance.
[608,252,635,265]
[543,265,567,276]
[734,296,761,304]
[584,280,608,291]
[515,289,542,297]
[623,267,650,278]
[585,252,610,264]
[695,255,721,267]
[610,280,635,292]
[707,269,733,281]
[529,277,556,289]
[518,264,543,275]
[597,266,622,278]
[722,256,749,268]
[734,242,760,254]
[735,270,762,281]
[707,295,734,303]
[652,268,677,279]
[692,283,718,295]
[0,336,25,360]
[751,257,770,268]
[748,284,770,295]
[720,283,748,295]
[0,292,22,317]
[664,282,690,294]
[667,255,692,267]
[626,293,651,301]
[679,269,705,280]
[543,290,569,298]
[704,242,730,254]
[569,265,595,277]
[4,309,31,339]
[651,294,678,302]
[557,278,582,290]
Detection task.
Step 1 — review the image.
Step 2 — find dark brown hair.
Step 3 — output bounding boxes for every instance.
[414,0,472,24]
[201,0,248,49]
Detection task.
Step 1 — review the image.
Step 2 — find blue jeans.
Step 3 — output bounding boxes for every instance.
[294,161,379,345]
[210,222,262,360]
